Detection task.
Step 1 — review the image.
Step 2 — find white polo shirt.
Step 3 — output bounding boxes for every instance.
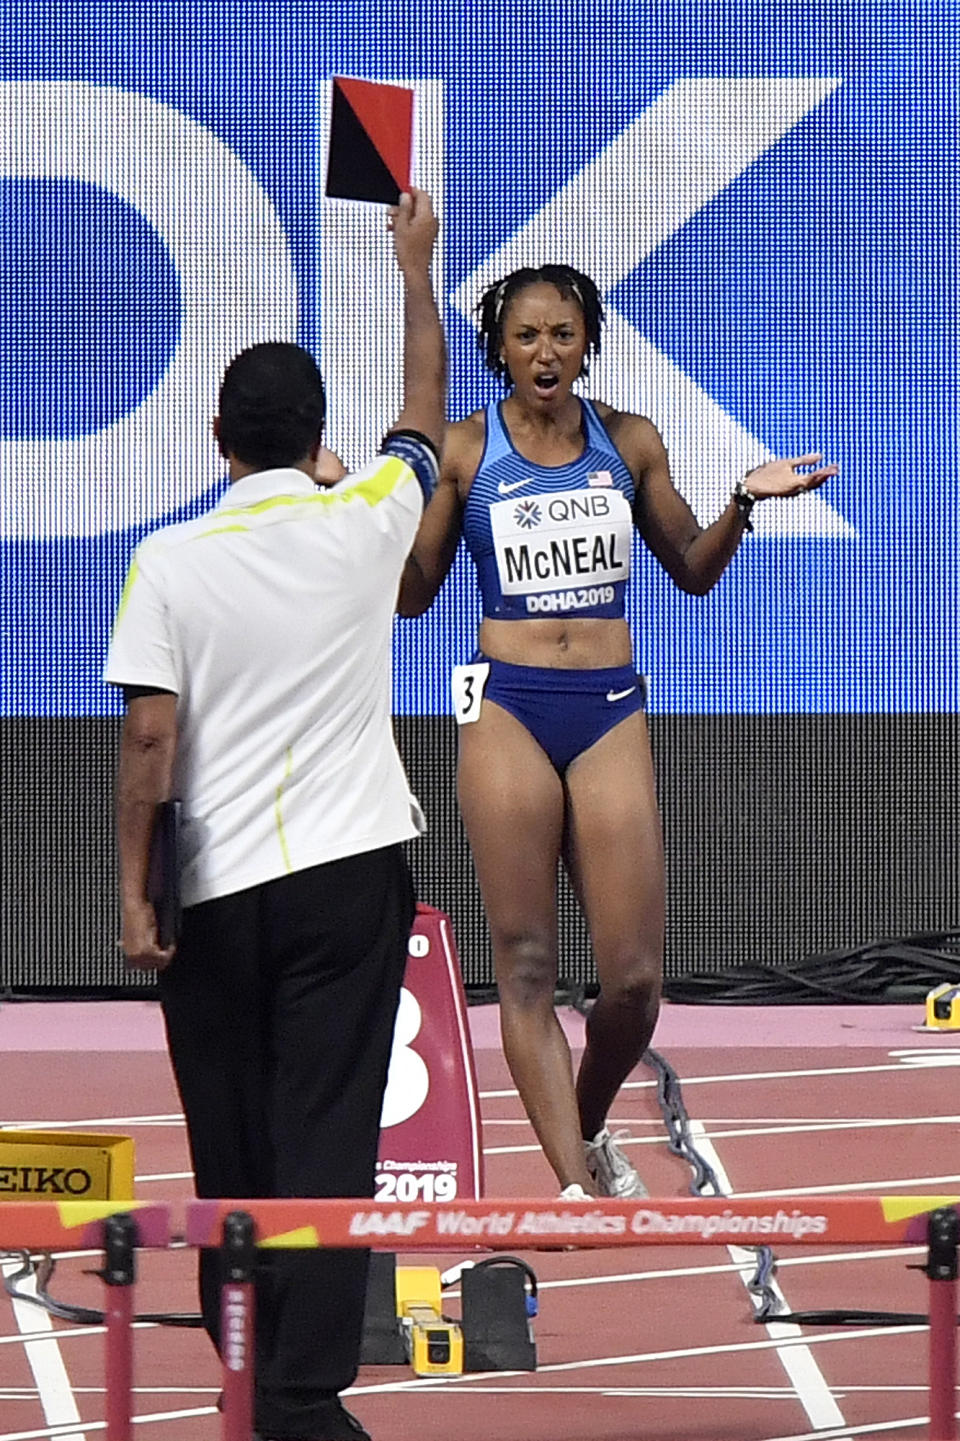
[105,457,425,907]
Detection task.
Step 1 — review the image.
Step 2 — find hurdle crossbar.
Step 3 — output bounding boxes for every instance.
[0,1197,956,1441]
[184,1194,960,1250]
[0,1200,171,1251]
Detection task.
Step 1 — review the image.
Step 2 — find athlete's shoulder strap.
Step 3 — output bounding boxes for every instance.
[580,397,619,453]
[477,400,514,470]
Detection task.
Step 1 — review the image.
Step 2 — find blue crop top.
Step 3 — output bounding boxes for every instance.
[461,399,636,620]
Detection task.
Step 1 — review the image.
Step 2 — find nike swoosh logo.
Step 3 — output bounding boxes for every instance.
[498,478,534,495]
[606,686,637,703]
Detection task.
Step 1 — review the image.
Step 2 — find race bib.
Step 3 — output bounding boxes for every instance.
[490,487,632,597]
[451,662,490,725]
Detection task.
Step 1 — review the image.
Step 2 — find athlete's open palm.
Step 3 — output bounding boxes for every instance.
[745,452,839,499]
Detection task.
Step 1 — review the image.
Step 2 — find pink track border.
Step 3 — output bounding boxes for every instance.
[1,999,959,1051]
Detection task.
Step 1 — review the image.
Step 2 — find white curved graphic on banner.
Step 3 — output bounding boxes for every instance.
[0,82,298,539]
[380,988,430,1129]
[452,78,854,539]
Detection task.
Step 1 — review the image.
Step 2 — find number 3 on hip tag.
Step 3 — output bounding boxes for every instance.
[451,662,490,725]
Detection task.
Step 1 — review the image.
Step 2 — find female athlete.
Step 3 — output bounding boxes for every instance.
[399,265,836,1198]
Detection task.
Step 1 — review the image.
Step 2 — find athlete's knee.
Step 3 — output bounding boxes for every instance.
[494,934,557,1010]
[598,946,662,1013]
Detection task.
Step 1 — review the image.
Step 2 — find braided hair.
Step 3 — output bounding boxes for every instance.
[476,265,603,386]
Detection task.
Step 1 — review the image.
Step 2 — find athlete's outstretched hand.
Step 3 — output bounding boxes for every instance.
[744,452,839,499]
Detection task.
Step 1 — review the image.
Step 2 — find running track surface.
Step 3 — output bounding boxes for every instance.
[1,1000,959,1441]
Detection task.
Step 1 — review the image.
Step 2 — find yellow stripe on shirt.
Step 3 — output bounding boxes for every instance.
[208,457,411,529]
[112,553,140,629]
[274,747,294,873]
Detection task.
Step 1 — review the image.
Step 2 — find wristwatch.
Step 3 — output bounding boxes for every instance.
[732,479,757,532]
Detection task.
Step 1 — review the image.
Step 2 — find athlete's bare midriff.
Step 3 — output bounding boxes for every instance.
[478,615,633,670]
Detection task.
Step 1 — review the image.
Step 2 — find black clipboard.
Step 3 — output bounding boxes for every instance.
[147,800,182,947]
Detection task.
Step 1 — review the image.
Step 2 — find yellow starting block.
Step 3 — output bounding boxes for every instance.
[361,1252,537,1375]
[394,1265,464,1375]
[922,984,960,1032]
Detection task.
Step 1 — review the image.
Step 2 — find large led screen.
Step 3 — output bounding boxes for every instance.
[3,0,955,722]
[2,0,957,993]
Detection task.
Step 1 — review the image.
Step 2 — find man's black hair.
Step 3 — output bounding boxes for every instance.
[476,265,604,385]
[217,342,326,470]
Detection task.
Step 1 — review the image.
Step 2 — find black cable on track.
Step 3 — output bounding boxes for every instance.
[2,1248,202,1328]
[664,931,960,1006]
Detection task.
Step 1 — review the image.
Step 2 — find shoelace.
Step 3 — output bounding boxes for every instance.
[589,1128,637,1179]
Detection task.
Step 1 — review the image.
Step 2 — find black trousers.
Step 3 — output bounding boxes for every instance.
[158,844,414,1439]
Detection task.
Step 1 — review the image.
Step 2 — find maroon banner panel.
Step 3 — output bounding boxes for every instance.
[377,903,484,1202]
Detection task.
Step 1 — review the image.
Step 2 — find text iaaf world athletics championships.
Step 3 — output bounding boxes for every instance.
[348,1207,829,1240]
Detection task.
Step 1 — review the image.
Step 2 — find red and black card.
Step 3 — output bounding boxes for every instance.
[325,77,413,205]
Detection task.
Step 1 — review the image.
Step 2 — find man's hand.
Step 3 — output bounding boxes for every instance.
[314,445,348,487]
[119,899,175,971]
[388,188,438,277]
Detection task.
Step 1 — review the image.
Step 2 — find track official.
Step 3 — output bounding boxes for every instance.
[105,189,445,1441]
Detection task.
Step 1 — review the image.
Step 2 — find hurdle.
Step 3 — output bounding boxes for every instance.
[1,1196,957,1439]
[0,1203,171,1441]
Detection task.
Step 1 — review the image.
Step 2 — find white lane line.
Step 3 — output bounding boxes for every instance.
[518,1384,923,1395]
[0,1407,215,1441]
[527,1246,923,1294]
[686,1121,849,1433]
[482,1116,960,1127]
[0,1329,105,1348]
[484,1121,959,1158]
[482,1116,660,1126]
[698,1116,960,1126]
[29,1254,101,1264]
[349,1324,925,1394]
[135,1133,960,1181]
[31,1244,914,1292]
[762,1414,955,1441]
[135,1159,960,1190]
[359,1383,931,1400]
[8,1061,951,1124]
[632,1061,960,1088]
[666,1116,960,1143]
[0,1324,161,1348]
[0,1387,219,1397]
[0,1382,925,1402]
[480,1055,960,1100]
[2,1117,183,1131]
[736,1175,960,1199]
[1,1261,85,1441]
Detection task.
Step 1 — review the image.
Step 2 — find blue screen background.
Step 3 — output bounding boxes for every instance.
[1,0,956,716]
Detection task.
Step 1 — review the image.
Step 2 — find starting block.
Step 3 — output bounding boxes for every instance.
[361,1252,537,1376]
[395,1265,463,1374]
[918,984,960,1032]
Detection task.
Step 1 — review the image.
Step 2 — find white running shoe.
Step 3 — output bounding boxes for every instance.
[584,1128,648,1198]
[558,1182,591,1200]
